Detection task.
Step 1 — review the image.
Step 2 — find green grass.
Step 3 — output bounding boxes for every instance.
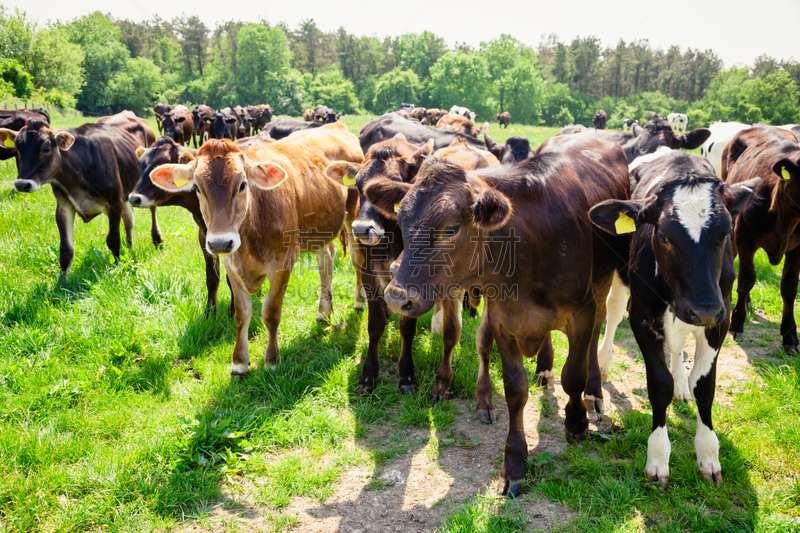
[0,114,798,532]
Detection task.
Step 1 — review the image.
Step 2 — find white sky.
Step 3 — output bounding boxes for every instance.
[5,0,800,68]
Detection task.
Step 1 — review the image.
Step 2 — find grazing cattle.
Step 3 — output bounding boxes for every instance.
[359,113,486,153]
[0,112,157,272]
[191,105,214,148]
[233,105,253,139]
[246,104,273,133]
[147,123,364,375]
[324,134,497,396]
[496,111,510,129]
[699,121,749,177]
[436,113,486,137]
[0,108,50,168]
[563,117,710,163]
[722,125,800,351]
[449,105,476,121]
[314,105,339,123]
[592,109,607,129]
[622,118,638,131]
[261,118,322,140]
[160,106,193,146]
[205,107,239,140]
[483,133,534,164]
[153,103,172,135]
[411,107,427,122]
[590,148,758,487]
[667,113,689,135]
[362,131,629,497]
[424,108,447,126]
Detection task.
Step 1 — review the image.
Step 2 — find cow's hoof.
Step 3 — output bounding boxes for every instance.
[782,344,799,355]
[701,470,723,486]
[431,387,450,403]
[399,384,417,395]
[502,479,524,499]
[354,303,365,312]
[316,314,330,324]
[649,474,669,490]
[535,371,554,389]
[565,427,589,444]
[478,409,496,424]
[357,384,374,396]
[594,398,604,417]
[231,371,248,380]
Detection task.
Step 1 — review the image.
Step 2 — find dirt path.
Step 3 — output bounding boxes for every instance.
[177,311,778,533]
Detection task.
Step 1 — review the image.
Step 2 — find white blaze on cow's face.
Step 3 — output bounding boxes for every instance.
[672,182,714,243]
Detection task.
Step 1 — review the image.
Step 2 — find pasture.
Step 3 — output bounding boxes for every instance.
[0,114,798,533]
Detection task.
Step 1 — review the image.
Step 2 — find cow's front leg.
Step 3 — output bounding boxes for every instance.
[691,329,723,485]
[105,202,123,260]
[562,300,595,443]
[262,267,292,368]
[53,188,76,273]
[779,247,800,352]
[315,243,334,322]
[730,238,756,340]
[534,334,555,388]
[121,200,135,249]
[431,291,463,401]
[150,206,163,247]
[475,305,495,423]
[224,257,252,376]
[360,272,387,394]
[397,315,418,393]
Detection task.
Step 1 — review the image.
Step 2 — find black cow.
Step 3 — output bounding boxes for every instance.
[204,107,238,140]
[359,113,486,153]
[260,119,322,140]
[0,113,157,272]
[590,148,758,487]
[483,133,534,163]
[0,108,50,168]
[233,105,252,139]
[246,105,272,133]
[153,103,172,135]
[314,104,339,123]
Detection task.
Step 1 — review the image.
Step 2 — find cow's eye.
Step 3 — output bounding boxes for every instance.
[444,224,459,238]
[658,233,669,245]
[41,144,51,153]
[193,184,202,195]
[239,181,247,193]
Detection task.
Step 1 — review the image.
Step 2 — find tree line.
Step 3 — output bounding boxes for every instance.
[1,6,799,126]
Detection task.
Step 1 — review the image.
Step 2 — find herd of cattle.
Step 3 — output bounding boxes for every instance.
[1,104,800,499]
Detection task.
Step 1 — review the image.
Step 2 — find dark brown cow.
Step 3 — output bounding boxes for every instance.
[0,109,50,168]
[592,109,607,129]
[483,133,534,164]
[0,112,157,272]
[205,107,239,140]
[723,125,800,351]
[424,108,447,126]
[147,123,364,374]
[153,103,172,135]
[246,104,272,133]
[496,111,510,129]
[325,134,498,397]
[191,105,214,148]
[160,106,193,146]
[362,131,629,497]
[233,105,252,139]
[314,104,339,123]
[436,113,485,138]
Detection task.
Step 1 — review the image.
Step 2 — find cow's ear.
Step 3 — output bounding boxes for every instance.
[363,177,412,220]
[150,163,195,192]
[471,187,512,230]
[203,117,212,123]
[723,177,760,216]
[589,197,657,235]
[178,151,195,164]
[0,128,18,148]
[325,161,361,187]
[175,116,186,123]
[135,146,146,159]
[392,132,407,142]
[772,158,799,182]
[405,138,434,165]
[55,131,75,151]
[248,161,287,190]
[225,117,237,124]
[679,128,711,150]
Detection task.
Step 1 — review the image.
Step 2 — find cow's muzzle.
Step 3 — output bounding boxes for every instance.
[128,193,154,208]
[352,221,384,245]
[13,179,39,193]
[206,232,241,255]
[383,281,434,317]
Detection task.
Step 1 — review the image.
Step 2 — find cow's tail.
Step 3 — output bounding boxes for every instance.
[339,228,348,259]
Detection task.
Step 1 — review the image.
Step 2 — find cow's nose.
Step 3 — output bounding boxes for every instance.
[129,195,142,207]
[687,305,725,327]
[206,233,241,255]
[13,180,34,193]
[384,285,415,314]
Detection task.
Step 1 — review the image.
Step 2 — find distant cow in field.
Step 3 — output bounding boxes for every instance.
[147,123,364,375]
[411,107,427,122]
[205,108,239,140]
[424,108,447,126]
[0,108,50,168]
[449,105,476,121]
[303,108,315,121]
[592,109,607,129]
[0,112,156,273]
[160,105,193,146]
[246,104,272,133]
[261,118,323,140]
[622,118,638,131]
[699,121,750,177]
[496,111,510,129]
[359,113,486,153]
[363,131,630,497]
[191,105,214,148]
[483,133,534,164]
[436,114,486,138]
[153,103,172,135]
[314,104,339,123]
[722,125,800,352]
[233,106,253,139]
[667,113,689,134]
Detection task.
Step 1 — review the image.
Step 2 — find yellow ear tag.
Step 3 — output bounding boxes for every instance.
[342,174,356,186]
[174,177,190,187]
[615,213,636,234]
[781,167,791,181]
[394,203,400,213]
[3,138,13,148]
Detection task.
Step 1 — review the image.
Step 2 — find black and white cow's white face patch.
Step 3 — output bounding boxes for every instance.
[671,182,715,243]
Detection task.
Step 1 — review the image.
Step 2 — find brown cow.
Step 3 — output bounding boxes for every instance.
[424,108,447,126]
[159,105,193,146]
[191,105,214,148]
[723,125,800,351]
[411,107,427,123]
[592,110,607,129]
[148,123,364,374]
[496,111,510,129]
[362,131,629,497]
[303,108,315,121]
[325,134,498,397]
[1,108,51,168]
[153,103,172,135]
[0,112,157,272]
[436,114,485,137]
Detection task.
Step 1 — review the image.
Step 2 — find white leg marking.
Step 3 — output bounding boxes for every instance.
[231,363,248,375]
[688,331,717,395]
[645,426,671,482]
[694,417,721,481]
[599,272,628,382]
[431,303,443,335]
[671,349,691,402]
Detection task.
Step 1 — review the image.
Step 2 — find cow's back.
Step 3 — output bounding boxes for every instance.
[72,123,148,197]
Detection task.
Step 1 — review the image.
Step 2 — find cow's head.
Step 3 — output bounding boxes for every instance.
[191,107,206,133]
[326,133,433,246]
[591,153,759,327]
[0,120,75,193]
[147,139,286,255]
[129,136,195,208]
[205,112,237,140]
[629,119,711,160]
[484,134,533,164]
[161,112,186,141]
[363,158,512,316]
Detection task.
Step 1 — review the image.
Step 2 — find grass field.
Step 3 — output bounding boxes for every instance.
[0,113,798,532]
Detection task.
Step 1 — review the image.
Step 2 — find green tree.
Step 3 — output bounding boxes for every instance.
[29,27,85,97]
[394,31,448,79]
[0,58,33,99]
[480,34,533,112]
[175,15,209,76]
[236,23,293,103]
[372,68,422,112]
[107,57,165,115]
[749,70,800,124]
[428,52,493,120]
[0,6,35,70]
[503,58,546,125]
[306,67,361,114]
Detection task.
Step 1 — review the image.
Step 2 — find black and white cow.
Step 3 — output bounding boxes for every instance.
[622,118,639,131]
[589,147,759,487]
[667,113,689,135]
[449,105,476,121]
